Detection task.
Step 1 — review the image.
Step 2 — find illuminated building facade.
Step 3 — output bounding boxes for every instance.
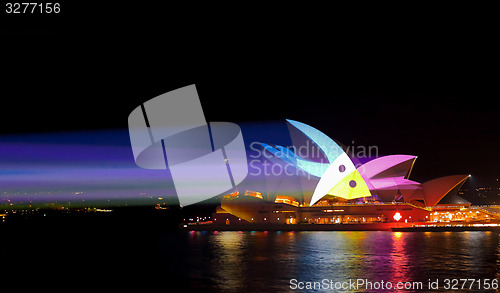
[213,158,475,226]
[208,120,497,228]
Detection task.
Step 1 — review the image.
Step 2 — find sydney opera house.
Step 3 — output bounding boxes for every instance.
[214,155,474,226]
[209,120,496,229]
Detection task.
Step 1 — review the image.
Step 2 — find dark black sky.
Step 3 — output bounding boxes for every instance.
[2,5,499,187]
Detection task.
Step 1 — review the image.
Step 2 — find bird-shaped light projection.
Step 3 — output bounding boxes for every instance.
[260,119,371,206]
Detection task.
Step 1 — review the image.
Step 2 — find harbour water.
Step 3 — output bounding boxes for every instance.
[174,230,500,292]
[2,220,500,292]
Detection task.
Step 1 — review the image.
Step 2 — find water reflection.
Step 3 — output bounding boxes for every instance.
[388,232,411,291]
[177,231,500,292]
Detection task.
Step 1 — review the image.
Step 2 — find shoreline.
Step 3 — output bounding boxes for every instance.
[181,222,500,232]
[182,222,400,231]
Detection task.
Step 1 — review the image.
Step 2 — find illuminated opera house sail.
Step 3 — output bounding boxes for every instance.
[212,120,487,227]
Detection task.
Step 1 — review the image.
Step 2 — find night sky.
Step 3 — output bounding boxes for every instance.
[2,7,500,292]
[2,8,499,201]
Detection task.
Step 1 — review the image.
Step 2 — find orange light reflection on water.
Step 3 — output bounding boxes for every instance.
[389,232,411,288]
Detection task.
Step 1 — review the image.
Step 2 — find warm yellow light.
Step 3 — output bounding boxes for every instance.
[327,169,371,200]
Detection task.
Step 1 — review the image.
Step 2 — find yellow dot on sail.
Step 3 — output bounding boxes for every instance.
[327,169,371,200]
